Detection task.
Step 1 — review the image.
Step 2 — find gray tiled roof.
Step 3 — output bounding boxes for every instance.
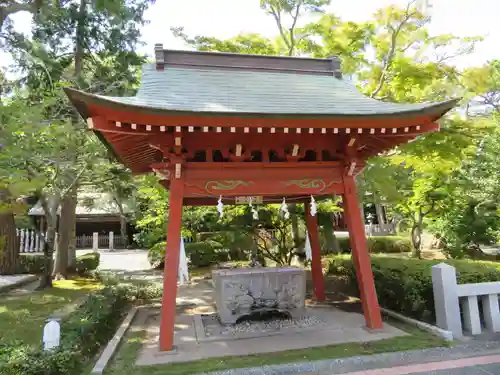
[28,192,134,216]
[89,64,456,116]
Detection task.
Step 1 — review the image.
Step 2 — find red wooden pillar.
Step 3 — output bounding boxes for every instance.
[159,176,184,351]
[305,203,325,301]
[342,175,383,329]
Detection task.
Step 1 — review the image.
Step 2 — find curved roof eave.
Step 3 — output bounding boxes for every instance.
[64,87,460,124]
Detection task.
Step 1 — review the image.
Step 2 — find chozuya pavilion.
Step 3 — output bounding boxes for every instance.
[64,44,457,352]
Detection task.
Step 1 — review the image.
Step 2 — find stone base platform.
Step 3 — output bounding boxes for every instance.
[136,306,408,366]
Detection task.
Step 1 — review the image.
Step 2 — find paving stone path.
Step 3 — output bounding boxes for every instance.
[204,342,500,375]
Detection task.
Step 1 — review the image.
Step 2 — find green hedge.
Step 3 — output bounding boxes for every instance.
[327,255,500,322]
[148,240,230,269]
[327,236,411,254]
[186,241,229,267]
[18,254,46,274]
[0,282,162,375]
[75,252,100,274]
[148,241,166,269]
[17,252,100,275]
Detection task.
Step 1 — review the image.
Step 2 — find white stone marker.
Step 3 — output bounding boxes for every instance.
[43,319,61,351]
[431,263,463,338]
[93,232,99,250]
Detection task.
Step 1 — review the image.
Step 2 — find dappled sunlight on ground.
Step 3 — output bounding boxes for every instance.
[53,277,104,291]
[0,276,104,346]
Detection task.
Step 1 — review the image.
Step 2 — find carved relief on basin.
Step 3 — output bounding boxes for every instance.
[212,267,306,324]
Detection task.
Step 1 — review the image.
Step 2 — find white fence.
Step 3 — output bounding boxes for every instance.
[76,233,126,249]
[17,229,45,253]
[365,223,396,236]
[18,229,120,253]
[432,263,500,338]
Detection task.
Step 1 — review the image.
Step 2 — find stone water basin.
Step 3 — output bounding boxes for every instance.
[212,267,306,325]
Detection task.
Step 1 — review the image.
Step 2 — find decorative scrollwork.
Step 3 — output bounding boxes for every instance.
[205,180,255,193]
[282,179,339,192]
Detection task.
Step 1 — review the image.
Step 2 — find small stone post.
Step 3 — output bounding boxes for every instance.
[461,296,481,335]
[43,318,61,351]
[432,263,462,338]
[35,231,40,253]
[92,232,98,250]
[29,230,35,252]
[109,231,114,251]
[481,294,500,332]
[19,229,25,253]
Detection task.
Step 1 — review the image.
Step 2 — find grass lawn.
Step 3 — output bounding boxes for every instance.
[0,277,103,346]
[105,317,450,375]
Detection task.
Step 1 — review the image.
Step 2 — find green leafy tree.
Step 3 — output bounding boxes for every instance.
[0,96,47,274]
[2,0,153,284]
[259,0,331,56]
[426,61,500,257]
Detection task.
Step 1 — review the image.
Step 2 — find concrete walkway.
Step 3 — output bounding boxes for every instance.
[203,342,500,375]
[0,274,37,293]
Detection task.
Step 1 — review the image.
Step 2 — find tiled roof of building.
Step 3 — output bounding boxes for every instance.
[83,64,455,116]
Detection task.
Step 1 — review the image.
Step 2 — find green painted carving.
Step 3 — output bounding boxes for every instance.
[283,179,339,192]
[205,180,254,192]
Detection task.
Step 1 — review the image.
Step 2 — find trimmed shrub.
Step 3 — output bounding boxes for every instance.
[0,282,162,375]
[133,228,165,249]
[328,236,411,254]
[75,252,100,274]
[148,241,166,269]
[185,240,229,268]
[17,252,101,275]
[199,231,252,261]
[148,240,230,269]
[17,254,46,274]
[327,255,500,322]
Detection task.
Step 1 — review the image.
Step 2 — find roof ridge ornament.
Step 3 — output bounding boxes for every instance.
[329,56,342,79]
[155,43,165,71]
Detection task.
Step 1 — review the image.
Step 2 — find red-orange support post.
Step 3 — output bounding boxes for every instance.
[159,177,184,351]
[305,203,325,301]
[342,175,383,329]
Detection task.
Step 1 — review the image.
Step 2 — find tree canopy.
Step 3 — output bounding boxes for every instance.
[0,0,498,279]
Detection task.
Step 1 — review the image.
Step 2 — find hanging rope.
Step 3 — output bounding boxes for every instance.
[310,195,317,216]
[280,197,290,219]
[217,195,224,218]
[248,197,259,220]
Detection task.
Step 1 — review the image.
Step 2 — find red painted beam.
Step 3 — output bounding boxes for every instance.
[159,177,184,351]
[183,196,313,206]
[88,103,444,130]
[342,175,383,329]
[305,203,326,301]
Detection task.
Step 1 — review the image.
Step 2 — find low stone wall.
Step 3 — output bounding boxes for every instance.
[212,267,306,324]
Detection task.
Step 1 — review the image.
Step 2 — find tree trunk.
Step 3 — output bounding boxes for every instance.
[115,199,128,249]
[411,216,423,259]
[359,202,366,224]
[54,186,77,278]
[67,186,78,270]
[375,202,385,225]
[322,213,340,253]
[289,204,301,249]
[38,195,59,289]
[0,189,19,275]
[119,215,128,248]
[74,0,86,78]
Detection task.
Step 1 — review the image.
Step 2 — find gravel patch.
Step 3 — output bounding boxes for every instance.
[202,313,327,337]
